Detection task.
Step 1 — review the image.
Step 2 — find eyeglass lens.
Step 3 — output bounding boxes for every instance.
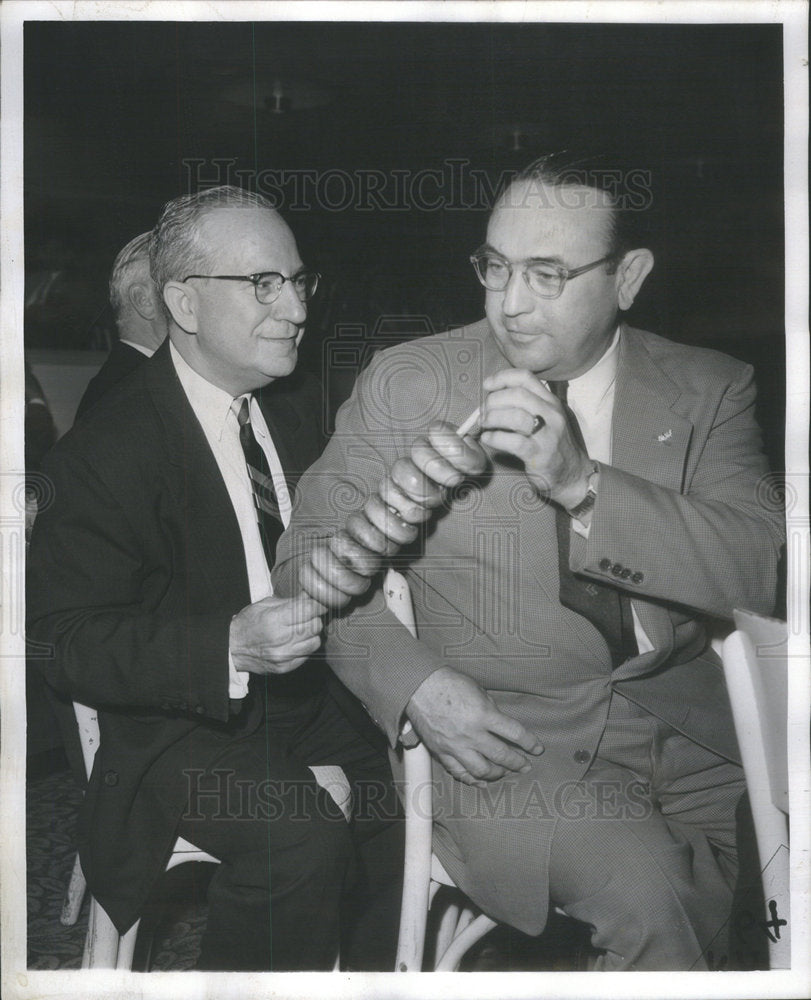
[474,256,563,297]
[255,271,319,303]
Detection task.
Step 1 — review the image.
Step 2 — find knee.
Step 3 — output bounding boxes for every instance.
[568,873,712,970]
[298,802,354,879]
[284,782,354,876]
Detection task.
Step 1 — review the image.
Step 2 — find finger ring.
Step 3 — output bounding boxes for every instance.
[530,413,545,435]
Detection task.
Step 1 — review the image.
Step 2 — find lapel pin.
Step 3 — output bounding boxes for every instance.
[657,429,673,443]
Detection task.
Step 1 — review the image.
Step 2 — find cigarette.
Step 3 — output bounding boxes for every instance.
[456,407,482,438]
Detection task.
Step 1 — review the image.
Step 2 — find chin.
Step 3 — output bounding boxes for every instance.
[496,338,552,373]
[268,354,298,380]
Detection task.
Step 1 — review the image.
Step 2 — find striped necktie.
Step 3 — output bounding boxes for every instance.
[235,396,285,568]
[547,380,637,668]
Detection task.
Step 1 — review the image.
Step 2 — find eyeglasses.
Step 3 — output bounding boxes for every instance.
[469,248,619,300]
[182,269,320,304]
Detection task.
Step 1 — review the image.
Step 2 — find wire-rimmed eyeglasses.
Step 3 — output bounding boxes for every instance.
[469,248,619,300]
[182,269,320,304]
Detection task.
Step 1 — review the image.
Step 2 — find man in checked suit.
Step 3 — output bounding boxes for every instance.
[274,154,785,969]
[27,186,401,971]
[75,231,168,420]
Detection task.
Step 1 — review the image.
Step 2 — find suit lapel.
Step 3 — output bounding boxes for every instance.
[611,326,693,490]
[611,326,696,656]
[144,344,250,606]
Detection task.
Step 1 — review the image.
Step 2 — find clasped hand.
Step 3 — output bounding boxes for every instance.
[230,593,325,675]
[479,368,593,510]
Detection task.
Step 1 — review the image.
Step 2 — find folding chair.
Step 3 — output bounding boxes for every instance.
[63,701,350,969]
[721,609,790,969]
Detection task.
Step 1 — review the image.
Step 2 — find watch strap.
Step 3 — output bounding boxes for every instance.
[566,462,599,519]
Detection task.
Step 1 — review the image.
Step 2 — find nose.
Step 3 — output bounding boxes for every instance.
[500,267,535,317]
[272,278,308,325]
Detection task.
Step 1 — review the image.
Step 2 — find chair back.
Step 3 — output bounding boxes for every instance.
[721,609,790,969]
[725,610,789,815]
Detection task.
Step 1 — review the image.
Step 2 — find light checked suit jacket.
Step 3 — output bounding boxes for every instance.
[273,319,784,934]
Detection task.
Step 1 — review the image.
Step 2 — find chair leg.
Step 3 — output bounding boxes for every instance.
[115,919,140,970]
[456,906,476,936]
[60,852,86,926]
[394,743,434,972]
[762,844,790,970]
[434,900,461,967]
[435,913,498,971]
[82,896,120,968]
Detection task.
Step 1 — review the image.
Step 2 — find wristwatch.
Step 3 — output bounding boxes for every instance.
[566,462,599,519]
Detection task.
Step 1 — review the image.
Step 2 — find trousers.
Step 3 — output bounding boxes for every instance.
[548,693,746,970]
[176,682,403,971]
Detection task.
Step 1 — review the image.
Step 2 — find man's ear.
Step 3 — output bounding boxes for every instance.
[162,281,199,334]
[128,282,158,321]
[615,249,654,311]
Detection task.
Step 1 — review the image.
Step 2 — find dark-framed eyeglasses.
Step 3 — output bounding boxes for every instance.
[182,269,320,304]
[469,247,619,300]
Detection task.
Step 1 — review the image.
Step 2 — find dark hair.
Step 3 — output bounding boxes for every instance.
[502,150,655,255]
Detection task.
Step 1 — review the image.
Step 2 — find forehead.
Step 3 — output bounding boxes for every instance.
[487,181,614,258]
[198,206,299,270]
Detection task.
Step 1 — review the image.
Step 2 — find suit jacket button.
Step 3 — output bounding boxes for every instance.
[104,770,119,786]
[611,563,623,577]
[620,567,632,579]
[573,750,590,764]
[631,572,644,584]
[599,558,611,571]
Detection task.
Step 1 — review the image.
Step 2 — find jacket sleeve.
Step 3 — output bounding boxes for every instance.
[26,444,234,722]
[571,362,785,618]
[273,355,447,745]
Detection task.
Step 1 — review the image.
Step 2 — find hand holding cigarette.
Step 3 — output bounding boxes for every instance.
[299,410,486,609]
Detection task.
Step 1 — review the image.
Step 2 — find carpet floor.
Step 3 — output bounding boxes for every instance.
[26,762,211,971]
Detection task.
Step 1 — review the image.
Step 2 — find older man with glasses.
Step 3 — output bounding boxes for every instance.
[27,185,402,972]
[274,153,784,970]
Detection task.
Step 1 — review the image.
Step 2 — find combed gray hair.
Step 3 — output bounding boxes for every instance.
[109,232,153,317]
[149,186,278,293]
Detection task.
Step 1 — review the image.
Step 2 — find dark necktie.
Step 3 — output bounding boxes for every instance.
[547,380,637,668]
[235,396,285,568]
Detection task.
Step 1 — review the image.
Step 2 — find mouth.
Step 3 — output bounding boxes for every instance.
[503,327,541,342]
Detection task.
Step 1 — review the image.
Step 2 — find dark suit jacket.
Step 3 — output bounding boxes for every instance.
[75,340,147,421]
[27,341,328,932]
[274,320,785,934]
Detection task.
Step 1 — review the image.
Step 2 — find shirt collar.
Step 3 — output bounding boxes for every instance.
[169,341,238,442]
[119,339,155,358]
[566,326,621,409]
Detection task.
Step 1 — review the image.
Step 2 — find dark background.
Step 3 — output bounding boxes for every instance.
[24,19,785,467]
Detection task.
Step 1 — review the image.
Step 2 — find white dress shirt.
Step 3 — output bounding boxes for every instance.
[546,327,654,655]
[170,342,293,698]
